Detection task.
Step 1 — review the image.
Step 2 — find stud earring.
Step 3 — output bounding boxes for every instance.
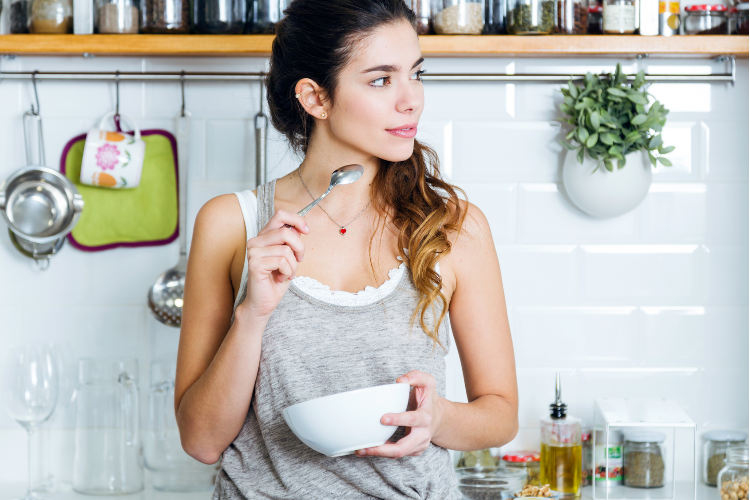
[321,112,326,118]
[295,93,301,98]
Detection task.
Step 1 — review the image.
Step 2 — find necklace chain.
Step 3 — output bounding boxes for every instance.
[298,166,372,234]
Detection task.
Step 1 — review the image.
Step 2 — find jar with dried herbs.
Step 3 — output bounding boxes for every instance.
[141,0,189,32]
[623,431,666,488]
[507,0,555,34]
[705,431,749,487]
[554,0,588,33]
[434,0,485,34]
[29,0,72,32]
[97,0,139,33]
[10,0,32,32]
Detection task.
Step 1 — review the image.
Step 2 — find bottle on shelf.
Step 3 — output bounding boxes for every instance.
[540,373,582,499]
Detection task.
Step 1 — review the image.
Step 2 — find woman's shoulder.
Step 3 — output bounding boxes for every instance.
[440,199,495,292]
[193,193,248,263]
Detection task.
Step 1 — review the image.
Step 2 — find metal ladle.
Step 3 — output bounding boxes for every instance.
[287,164,365,225]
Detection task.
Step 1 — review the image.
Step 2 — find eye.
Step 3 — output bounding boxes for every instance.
[370,76,391,87]
[412,69,427,81]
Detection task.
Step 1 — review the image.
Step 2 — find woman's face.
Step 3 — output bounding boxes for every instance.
[328,21,425,163]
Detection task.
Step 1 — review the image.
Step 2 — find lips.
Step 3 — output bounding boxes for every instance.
[386,123,418,139]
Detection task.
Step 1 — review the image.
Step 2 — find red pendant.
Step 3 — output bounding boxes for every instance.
[340,228,347,235]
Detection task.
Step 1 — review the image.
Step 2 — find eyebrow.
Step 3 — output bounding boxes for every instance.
[360,57,425,74]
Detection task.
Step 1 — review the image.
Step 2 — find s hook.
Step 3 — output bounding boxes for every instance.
[30,70,40,115]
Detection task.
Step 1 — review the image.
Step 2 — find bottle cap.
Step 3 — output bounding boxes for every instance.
[685,4,728,11]
[502,451,541,463]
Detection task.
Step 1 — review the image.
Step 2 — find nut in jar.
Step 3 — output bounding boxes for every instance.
[721,477,750,500]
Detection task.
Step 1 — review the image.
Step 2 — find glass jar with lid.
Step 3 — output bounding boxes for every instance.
[728,3,748,33]
[484,0,507,33]
[410,0,435,34]
[29,0,72,32]
[97,0,139,33]
[595,428,624,487]
[141,0,189,32]
[587,4,603,32]
[247,0,291,33]
[10,0,32,32]
[194,0,245,33]
[434,0,485,34]
[455,466,528,499]
[554,0,588,33]
[603,0,636,33]
[718,445,749,500]
[458,449,500,468]
[704,431,748,486]
[507,0,555,33]
[684,4,728,34]
[502,451,541,486]
[581,430,593,486]
[623,431,666,488]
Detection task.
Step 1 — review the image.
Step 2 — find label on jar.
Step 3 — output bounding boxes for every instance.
[595,444,623,483]
[604,3,636,32]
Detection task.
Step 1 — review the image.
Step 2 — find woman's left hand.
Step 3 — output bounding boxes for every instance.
[355,370,444,459]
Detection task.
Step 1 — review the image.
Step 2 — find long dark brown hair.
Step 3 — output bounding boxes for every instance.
[266,0,466,348]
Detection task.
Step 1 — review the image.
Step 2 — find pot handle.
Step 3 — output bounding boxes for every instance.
[119,372,139,447]
[99,112,141,141]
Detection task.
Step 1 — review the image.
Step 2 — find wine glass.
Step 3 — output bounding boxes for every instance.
[3,344,58,500]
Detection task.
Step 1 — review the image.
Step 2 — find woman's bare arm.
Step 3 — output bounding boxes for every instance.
[432,201,519,451]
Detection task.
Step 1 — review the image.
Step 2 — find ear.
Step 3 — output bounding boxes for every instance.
[295,78,329,120]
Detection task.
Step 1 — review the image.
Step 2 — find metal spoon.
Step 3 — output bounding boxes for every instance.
[285,164,364,226]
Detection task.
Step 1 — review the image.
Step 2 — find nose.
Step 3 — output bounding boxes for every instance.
[396,78,423,115]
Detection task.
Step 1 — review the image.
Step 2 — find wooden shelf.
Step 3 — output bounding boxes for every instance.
[0,34,746,57]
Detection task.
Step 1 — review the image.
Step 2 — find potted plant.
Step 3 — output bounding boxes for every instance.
[558,64,674,218]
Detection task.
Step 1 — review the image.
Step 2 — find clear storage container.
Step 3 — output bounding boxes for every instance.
[684,4,728,34]
[718,445,749,500]
[587,3,603,32]
[623,431,666,489]
[247,0,290,34]
[581,429,593,486]
[194,0,245,33]
[141,0,189,32]
[554,0,588,33]
[97,0,139,33]
[507,0,555,33]
[502,451,541,486]
[10,0,32,32]
[410,0,435,34]
[456,466,528,499]
[729,3,749,33]
[704,431,748,487]
[29,0,72,32]
[434,0,485,34]
[603,0,636,33]
[484,0,507,33]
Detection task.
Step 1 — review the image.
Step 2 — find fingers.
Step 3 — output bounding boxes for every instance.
[381,410,432,429]
[248,226,306,263]
[355,432,429,459]
[396,370,436,389]
[248,246,297,283]
[261,210,310,237]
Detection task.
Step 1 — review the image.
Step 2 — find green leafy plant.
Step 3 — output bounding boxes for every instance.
[558,63,674,173]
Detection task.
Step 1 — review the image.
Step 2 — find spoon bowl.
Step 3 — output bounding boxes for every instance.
[295,164,364,218]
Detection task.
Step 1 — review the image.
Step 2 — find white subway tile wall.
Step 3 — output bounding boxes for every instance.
[0,56,746,484]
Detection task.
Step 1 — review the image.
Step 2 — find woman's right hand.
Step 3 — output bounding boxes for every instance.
[236,210,309,321]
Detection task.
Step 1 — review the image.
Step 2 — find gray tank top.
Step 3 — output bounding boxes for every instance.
[214,180,461,500]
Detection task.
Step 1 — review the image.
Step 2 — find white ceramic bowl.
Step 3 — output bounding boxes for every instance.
[282,383,410,457]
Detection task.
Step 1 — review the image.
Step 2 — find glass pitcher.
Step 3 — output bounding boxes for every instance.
[145,361,218,491]
[73,358,143,495]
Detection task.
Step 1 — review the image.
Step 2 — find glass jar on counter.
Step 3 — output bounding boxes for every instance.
[456,466,528,499]
[703,431,748,486]
[410,0,435,34]
[729,3,749,33]
[434,0,485,34]
[194,0,245,33]
[507,0,555,33]
[484,0,507,33]
[29,0,72,32]
[458,449,500,468]
[502,451,541,486]
[581,430,593,486]
[97,0,139,33]
[247,0,290,33]
[603,0,635,32]
[684,4,728,34]
[141,0,189,32]
[587,4,603,32]
[718,445,749,500]
[554,0,588,33]
[10,0,32,32]
[595,428,623,487]
[623,431,666,489]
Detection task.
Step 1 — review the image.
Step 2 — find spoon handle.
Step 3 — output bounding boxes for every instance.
[283,187,333,229]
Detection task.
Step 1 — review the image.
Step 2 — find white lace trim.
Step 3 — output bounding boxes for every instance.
[292,262,406,307]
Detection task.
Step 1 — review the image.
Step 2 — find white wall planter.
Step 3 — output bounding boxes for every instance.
[562,150,653,218]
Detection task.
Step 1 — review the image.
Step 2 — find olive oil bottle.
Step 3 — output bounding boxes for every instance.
[540,373,582,498]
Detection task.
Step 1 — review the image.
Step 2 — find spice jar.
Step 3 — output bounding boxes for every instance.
[97,0,139,32]
[502,451,541,486]
[729,3,749,34]
[141,0,189,32]
[458,449,500,468]
[703,431,748,487]
[10,0,32,32]
[411,0,435,34]
[595,428,623,487]
[587,3,603,32]
[603,0,635,32]
[581,430,593,486]
[484,0,507,33]
[554,0,588,33]
[684,4,728,34]
[194,0,245,33]
[29,0,72,32]
[434,0,485,34]
[718,445,749,500]
[247,0,290,34]
[623,431,666,489]
[659,0,681,35]
[507,0,555,33]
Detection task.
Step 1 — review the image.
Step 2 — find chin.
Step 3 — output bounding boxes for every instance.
[376,141,415,163]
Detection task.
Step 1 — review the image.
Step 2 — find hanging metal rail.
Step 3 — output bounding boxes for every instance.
[0,56,737,85]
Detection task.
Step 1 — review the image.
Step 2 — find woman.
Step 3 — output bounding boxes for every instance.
[174,0,518,498]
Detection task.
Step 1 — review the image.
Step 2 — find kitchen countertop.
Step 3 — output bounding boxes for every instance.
[0,481,720,500]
